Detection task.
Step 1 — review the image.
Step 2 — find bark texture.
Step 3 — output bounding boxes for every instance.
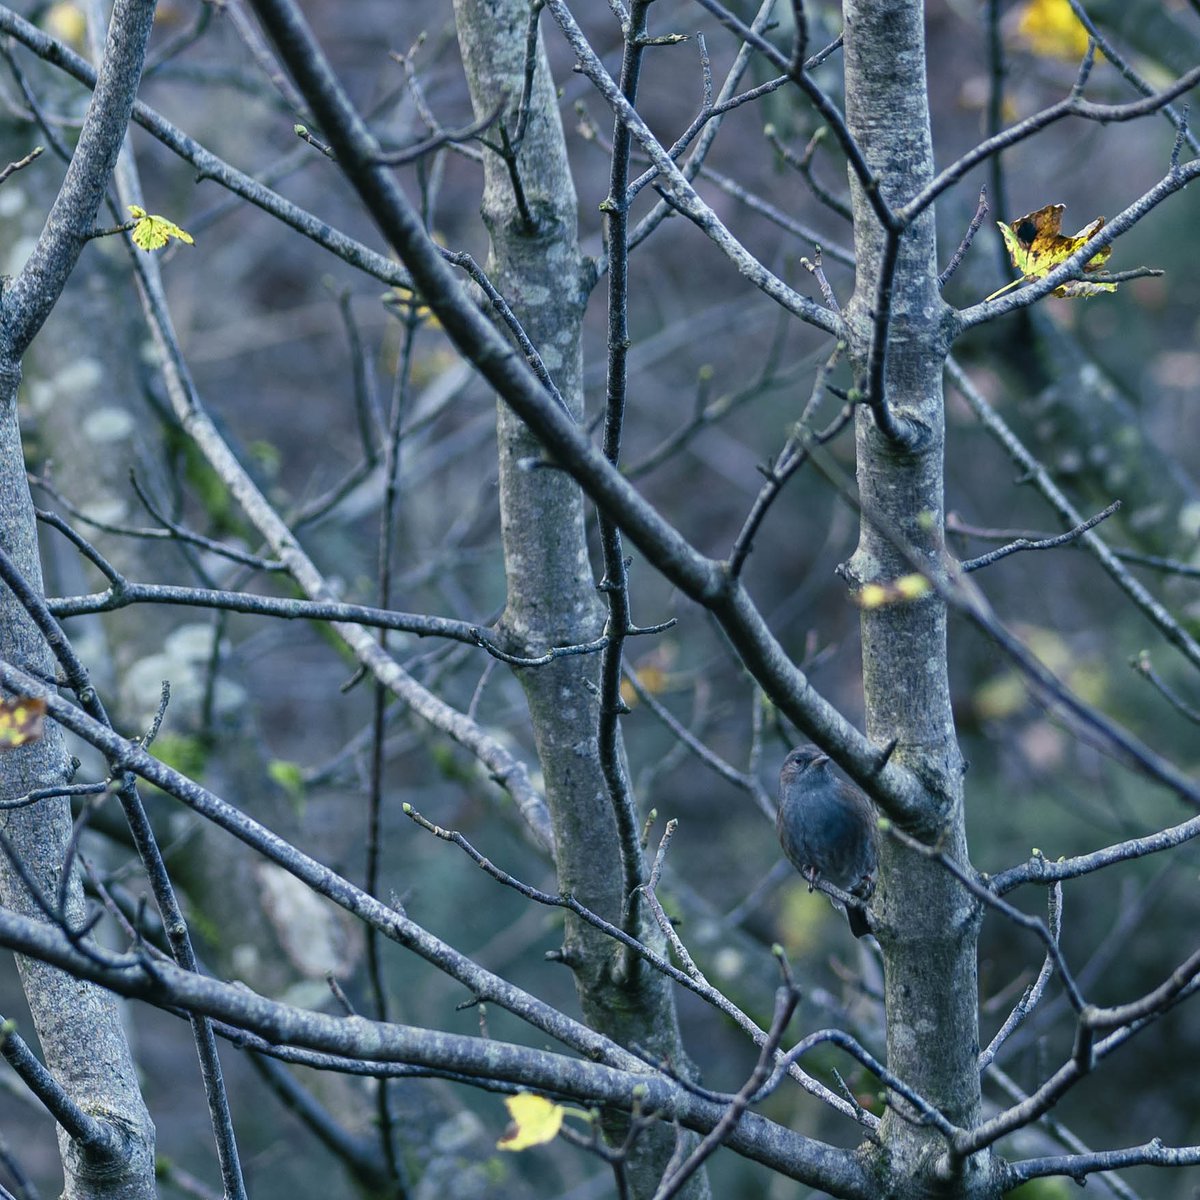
[0,353,155,1198]
[454,3,706,1195]
[0,0,161,1189]
[841,1,996,1194]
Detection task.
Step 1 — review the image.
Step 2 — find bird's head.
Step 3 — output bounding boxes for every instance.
[780,746,831,781]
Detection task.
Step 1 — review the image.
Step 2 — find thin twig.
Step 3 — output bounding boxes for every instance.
[977,884,1061,1071]
[0,144,42,184]
[401,804,869,1122]
[651,987,800,1199]
[960,501,1120,572]
[938,186,988,288]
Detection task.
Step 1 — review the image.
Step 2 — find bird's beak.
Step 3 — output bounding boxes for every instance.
[813,753,830,768]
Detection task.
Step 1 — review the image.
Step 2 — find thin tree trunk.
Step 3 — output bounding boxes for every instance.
[841,0,994,1193]
[0,362,156,1198]
[453,4,707,1194]
[0,0,160,1190]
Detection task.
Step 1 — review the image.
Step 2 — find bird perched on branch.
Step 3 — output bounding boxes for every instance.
[777,746,878,938]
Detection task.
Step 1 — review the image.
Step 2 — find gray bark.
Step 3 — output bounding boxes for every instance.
[841,1,996,1194]
[0,365,156,1200]
[0,0,159,1193]
[453,3,706,1195]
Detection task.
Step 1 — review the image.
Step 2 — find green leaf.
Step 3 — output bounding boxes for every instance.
[268,759,305,803]
[128,204,194,252]
[151,733,208,779]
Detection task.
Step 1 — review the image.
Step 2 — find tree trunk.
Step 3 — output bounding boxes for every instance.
[0,358,156,1198]
[841,1,994,1193]
[454,3,707,1194]
[0,0,161,1188]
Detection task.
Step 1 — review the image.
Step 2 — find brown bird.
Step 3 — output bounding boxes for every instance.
[777,746,878,938]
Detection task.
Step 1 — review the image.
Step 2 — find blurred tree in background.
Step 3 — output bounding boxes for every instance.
[0,0,1199,1197]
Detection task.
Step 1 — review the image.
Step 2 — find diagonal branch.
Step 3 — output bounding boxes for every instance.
[242,0,930,831]
[545,0,841,336]
[0,838,874,1194]
[0,0,156,356]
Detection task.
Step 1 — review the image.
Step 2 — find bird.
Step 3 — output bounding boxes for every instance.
[776,746,878,938]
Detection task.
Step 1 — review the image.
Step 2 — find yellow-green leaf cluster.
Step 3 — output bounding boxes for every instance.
[268,759,306,804]
[497,1093,564,1151]
[855,574,932,609]
[0,697,46,750]
[971,625,1108,721]
[42,3,87,49]
[1016,0,1091,62]
[148,733,209,780]
[778,881,831,956]
[128,205,194,252]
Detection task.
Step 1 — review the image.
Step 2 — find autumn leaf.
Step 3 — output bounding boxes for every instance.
[986,204,1116,302]
[1016,0,1092,62]
[42,2,87,49]
[497,1093,564,1151]
[127,205,195,252]
[619,645,678,708]
[855,574,932,609]
[0,697,47,751]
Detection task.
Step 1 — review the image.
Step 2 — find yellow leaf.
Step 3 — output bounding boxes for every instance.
[635,663,670,694]
[43,3,86,48]
[0,697,47,751]
[1069,663,1107,707]
[497,1093,564,1151]
[620,647,678,708]
[986,204,1115,301]
[127,205,195,252]
[1023,626,1072,674]
[857,584,889,609]
[620,662,671,708]
[855,575,931,608]
[973,627,1107,721]
[894,574,932,601]
[1016,0,1092,62]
